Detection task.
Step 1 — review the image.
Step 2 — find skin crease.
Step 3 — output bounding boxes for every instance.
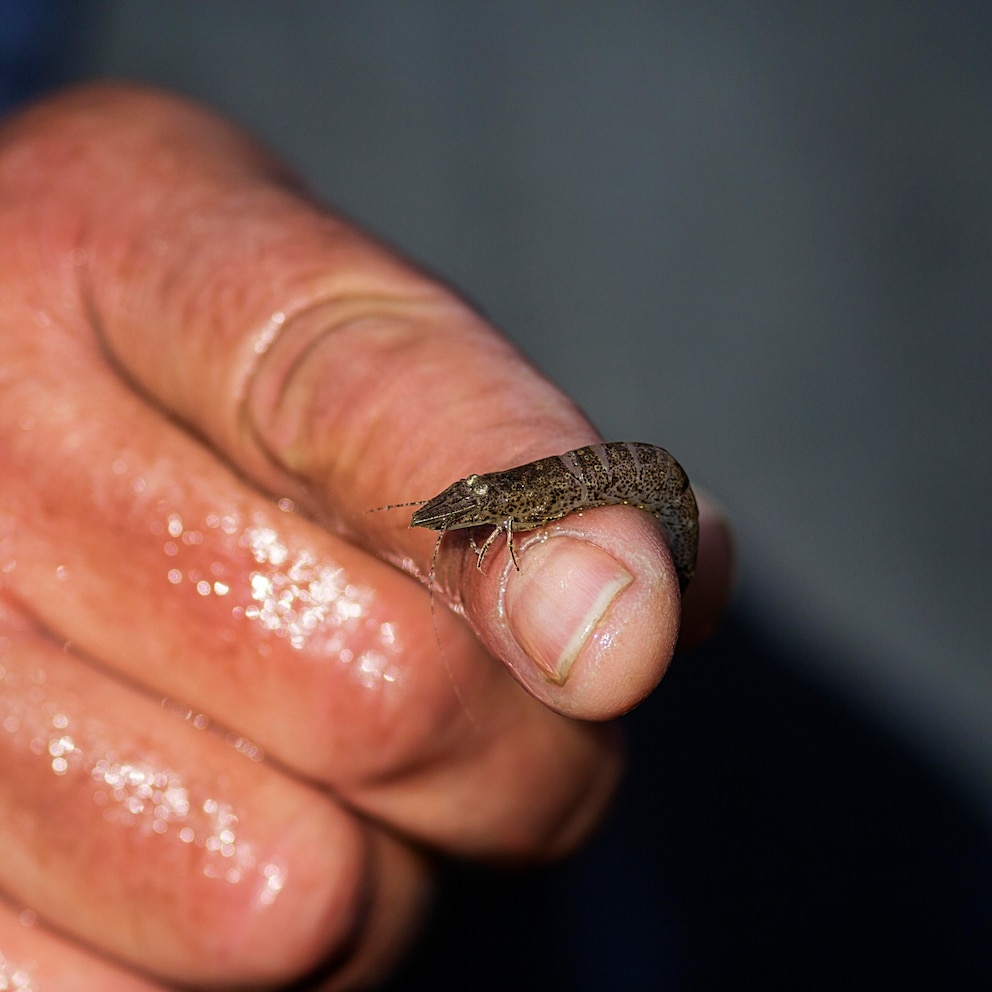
[0,84,734,989]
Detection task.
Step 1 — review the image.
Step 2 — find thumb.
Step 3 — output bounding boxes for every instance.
[9,82,729,719]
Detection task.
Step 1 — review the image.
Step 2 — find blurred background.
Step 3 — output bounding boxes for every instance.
[4,1,991,986]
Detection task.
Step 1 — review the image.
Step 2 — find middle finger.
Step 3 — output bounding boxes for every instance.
[0,596,389,987]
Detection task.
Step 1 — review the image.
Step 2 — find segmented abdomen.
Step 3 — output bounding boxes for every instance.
[496,442,699,590]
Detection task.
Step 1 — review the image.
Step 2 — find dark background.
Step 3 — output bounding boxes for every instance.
[4,2,991,986]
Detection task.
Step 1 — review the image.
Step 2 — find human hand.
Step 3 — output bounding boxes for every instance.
[0,83,732,989]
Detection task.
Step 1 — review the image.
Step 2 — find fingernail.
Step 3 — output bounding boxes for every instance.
[505,538,633,684]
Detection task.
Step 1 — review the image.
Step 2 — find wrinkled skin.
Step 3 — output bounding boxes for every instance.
[0,84,733,989]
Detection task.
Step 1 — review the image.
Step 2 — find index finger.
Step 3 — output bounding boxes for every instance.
[21,83,726,719]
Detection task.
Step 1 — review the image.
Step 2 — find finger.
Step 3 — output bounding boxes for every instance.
[0,901,167,992]
[6,83,730,718]
[0,598,429,987]
[678,491,736,649]
[0,318,616,854]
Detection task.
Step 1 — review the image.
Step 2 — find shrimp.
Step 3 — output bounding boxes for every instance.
[402,442,698,591]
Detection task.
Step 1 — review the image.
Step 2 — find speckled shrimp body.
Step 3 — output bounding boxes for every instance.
[410,442,699,591]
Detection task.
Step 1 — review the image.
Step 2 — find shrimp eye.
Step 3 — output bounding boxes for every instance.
[473,482,489,497]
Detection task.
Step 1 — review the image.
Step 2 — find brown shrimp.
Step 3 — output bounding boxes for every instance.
[405,442,699,592]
